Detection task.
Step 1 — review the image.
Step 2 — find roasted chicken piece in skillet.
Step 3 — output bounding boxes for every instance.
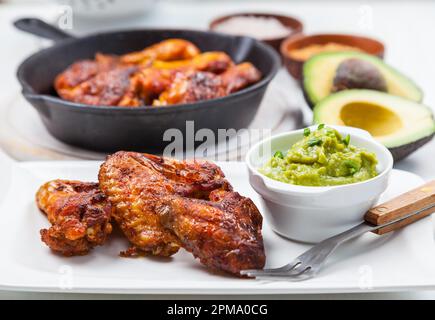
[54,53,119,97]
[152,71,227,106]
[55,66,138,106]
[121,53,240,106]
[221,62,262,93]
[151,52,234,74]
[98,152,266,275]
[54,38,262,107]
[36,180,113,256]
[118,67,175,106]
[120,38,201,65]
[54,39,201,106]
[152,62,261,106]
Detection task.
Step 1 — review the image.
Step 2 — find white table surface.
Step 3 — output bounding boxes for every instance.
[1,0,435,299]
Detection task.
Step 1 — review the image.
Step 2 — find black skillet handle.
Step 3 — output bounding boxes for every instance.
[232,36,256,64]
[14,18,74,42]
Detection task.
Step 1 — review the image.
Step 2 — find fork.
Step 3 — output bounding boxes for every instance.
[241,180,435,280]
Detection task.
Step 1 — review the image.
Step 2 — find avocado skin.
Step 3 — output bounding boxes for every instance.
[302,52,423,109]
[389,133,434,162]
[302,84,316,109]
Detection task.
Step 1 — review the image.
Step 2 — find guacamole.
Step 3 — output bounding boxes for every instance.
[260,126,378,186]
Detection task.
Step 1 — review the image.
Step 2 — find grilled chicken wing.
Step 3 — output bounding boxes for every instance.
[36,180,113,256]
[157,189,266,275]
[98,151,229,257]
[98,152,265,275]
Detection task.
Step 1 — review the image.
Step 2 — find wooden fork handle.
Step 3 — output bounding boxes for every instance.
[365,180,435,235]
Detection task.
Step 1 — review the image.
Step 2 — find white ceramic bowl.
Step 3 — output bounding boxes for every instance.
[246,125,393,243]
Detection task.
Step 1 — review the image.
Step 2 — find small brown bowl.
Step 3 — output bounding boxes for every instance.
[280,33,385,81]
[209,12,303,52]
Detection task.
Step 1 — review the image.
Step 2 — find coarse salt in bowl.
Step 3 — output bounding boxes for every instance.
[210,13,303,51]
[213,16,292,40]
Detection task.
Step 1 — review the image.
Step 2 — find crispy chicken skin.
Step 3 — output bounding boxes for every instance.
[36,180,113,256]
[54,39,262,107]
[221,62,262,94]
[153,71,227,106]
[98,151,230,257]
[56,66,138,106]
[54,53,119,94]
[153,63,261,106]
[157,190,266,276]
[151,52,233,74]
[119,68,175,106]
[120,39,201,65]
[98,152,265,275]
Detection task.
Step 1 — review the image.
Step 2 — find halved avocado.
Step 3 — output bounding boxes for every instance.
[303,51,423,108]
[313,89,435,161]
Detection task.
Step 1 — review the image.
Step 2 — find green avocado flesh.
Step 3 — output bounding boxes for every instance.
[260,126,378,186]
[303,51,423,107]
[313,90,435,160]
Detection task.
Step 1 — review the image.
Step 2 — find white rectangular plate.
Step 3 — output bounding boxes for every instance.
[1,161,435,294]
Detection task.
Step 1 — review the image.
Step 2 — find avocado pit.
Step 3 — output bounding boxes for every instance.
[333,58,388,93]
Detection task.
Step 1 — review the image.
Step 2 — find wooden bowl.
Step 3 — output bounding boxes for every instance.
[209,12,303,52]
[280,33,385,81]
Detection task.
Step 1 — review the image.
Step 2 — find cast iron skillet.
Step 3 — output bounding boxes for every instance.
[15,18,280,153]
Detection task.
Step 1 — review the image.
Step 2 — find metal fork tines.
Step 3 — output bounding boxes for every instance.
[240,236,346,281]
[241,223,374,280]
[241,202,435,280]
[243,260,315,281]
[241,222,375,279]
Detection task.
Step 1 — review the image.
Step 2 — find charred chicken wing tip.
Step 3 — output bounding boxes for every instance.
[36,180,113,256]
